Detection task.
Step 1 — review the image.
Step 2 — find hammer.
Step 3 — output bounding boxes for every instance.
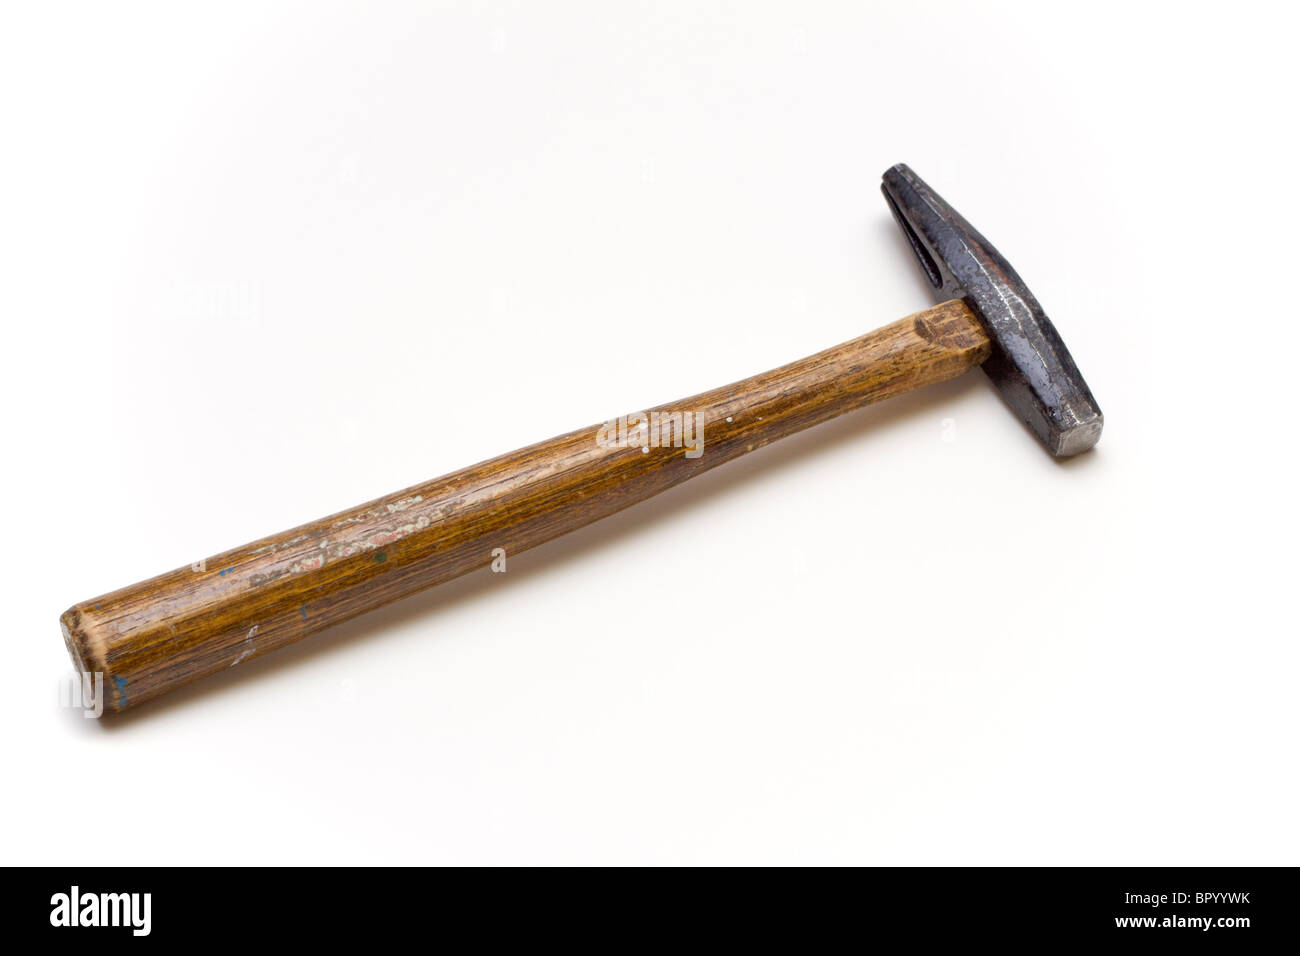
[61,164,1102,714]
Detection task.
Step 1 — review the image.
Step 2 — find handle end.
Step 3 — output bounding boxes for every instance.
[61,606,122,715]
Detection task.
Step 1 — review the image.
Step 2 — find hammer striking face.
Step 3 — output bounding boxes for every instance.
[61,165,1103,714]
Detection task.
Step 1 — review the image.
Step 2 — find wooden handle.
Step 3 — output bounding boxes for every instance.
[62,299,990,712]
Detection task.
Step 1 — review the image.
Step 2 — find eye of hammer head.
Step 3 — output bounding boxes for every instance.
[881,164,1103,457]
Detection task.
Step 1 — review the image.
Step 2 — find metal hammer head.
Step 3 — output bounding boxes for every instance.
[881,164,1103,457]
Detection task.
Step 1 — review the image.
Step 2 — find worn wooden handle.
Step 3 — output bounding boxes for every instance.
[62,299,990,712]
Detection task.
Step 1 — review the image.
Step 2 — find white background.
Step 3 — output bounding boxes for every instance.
[3,2,1297,865]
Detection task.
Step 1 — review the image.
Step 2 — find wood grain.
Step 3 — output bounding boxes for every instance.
[61,299,990,713]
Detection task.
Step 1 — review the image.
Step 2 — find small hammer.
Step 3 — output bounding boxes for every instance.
[62,164,1103,713]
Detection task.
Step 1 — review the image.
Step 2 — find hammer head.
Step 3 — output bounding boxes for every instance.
[882,164,1103,457]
